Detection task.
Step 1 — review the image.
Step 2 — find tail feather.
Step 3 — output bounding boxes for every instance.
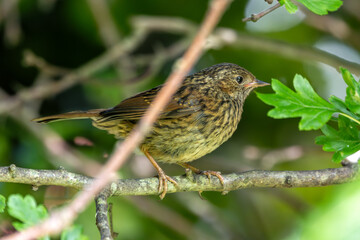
[32,109,105,124]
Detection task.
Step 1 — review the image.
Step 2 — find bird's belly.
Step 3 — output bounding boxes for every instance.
[93,105,241,164]
[141,115,239,164]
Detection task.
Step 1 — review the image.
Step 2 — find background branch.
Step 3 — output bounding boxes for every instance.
[242,2,281,22]
[95,190,113,240]
[1,15,359,116]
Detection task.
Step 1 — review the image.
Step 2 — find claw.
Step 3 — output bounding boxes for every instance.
[201,170,224,185]
[158,171,178,199]
[179,163,225,186]
[143,150,178,199]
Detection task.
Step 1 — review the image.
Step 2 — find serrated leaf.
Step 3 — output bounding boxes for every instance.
[341,67,360,115]
[0,195,5,213]
[257,75,337,130]
[328,96,360,122]
[8,194,48,230]
[315,115,360,162]
[61,225,89,240]
[280,0,298,13]
[295,0,342,15]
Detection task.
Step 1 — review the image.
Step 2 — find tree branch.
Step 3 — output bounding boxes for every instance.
[95,190,113,240]
[1,15,360,116]
[242,2,282,22]
[212,28,360,75]
[0,163,357,196]
[0,16,196,115]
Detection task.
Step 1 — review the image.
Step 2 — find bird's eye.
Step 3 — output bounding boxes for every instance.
[236,76,243,84]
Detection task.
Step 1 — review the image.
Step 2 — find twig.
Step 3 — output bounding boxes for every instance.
[0,16,196,115]
[108,203,117,239]
[124,38,191,85]
[0,163,357,196]
[23,50,70,76]
[343,1,360,22]
[2,14,360,116]
[1,1,232,239]
[125,196,200,239]
[303,12,360,50]
[87,0,121,48]
[2,0,22,46]
[242,2,281,22]
[95,190,112,240]
[213,28,360,75]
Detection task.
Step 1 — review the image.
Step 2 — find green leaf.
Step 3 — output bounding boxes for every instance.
[257,75,337,130]
[295,0,343,15]
[8,194,48,231]
[0,195,5,213]
[315,115,360,162]
[61,225,89,240]
[341,67,360,115]
[280,0,298,13]
[328,96,360,125]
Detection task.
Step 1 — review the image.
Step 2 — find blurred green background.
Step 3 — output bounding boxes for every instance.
[0,0,360,239]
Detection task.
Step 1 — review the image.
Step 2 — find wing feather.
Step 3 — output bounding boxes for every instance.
[98,85,200,122]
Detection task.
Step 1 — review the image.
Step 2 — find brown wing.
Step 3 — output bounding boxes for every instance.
[97,85,200,122]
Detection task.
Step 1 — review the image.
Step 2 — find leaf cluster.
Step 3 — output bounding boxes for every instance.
[0,194,88,240]
[257,68,360,162]
[279,0,343,15]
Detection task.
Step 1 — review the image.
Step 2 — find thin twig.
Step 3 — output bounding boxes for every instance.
[1,1,232,239]
[125,196,201,239]
[108,203,117,239]
[213,28,360,75]
[303,11,360,50]
[87,0,121,48]
[242,2,281,22]
[95,190,112,240]
[0,16,196,115]
[1,14,360,116]
[23,50,70,75]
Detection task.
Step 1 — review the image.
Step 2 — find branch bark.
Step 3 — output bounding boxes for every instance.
[95,190,113,240]
[0,163,357,197]
[242,2,282,22]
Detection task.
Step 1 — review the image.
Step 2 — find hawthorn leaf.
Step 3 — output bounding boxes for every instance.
[61,225,89,240]
[328,96,360,122]
[315,115,360,162]
[341,67,360,115]
[295,0,342,15]
[8,194,49,240]
[279,0,298,13]
[0,195,5,213]
[257,75,337,130]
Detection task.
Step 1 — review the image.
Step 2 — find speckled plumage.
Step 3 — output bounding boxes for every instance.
[33,63,269,198]
[94,63,260,162]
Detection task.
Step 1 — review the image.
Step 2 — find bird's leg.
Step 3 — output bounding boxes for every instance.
[179,163,225,185]
[143,150,178,199]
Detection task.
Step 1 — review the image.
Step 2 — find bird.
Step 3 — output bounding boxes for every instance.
[33,63,269,199]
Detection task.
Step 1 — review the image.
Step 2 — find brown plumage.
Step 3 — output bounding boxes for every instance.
[33,63,269,199]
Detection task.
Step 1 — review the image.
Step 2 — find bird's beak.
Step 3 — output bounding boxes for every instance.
[244,79,270,88]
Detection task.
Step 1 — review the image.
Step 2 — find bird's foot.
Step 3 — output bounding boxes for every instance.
[179,163,224,186]
[143,150,178,199]
[157,169,178,200]
[199,170,225,185]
